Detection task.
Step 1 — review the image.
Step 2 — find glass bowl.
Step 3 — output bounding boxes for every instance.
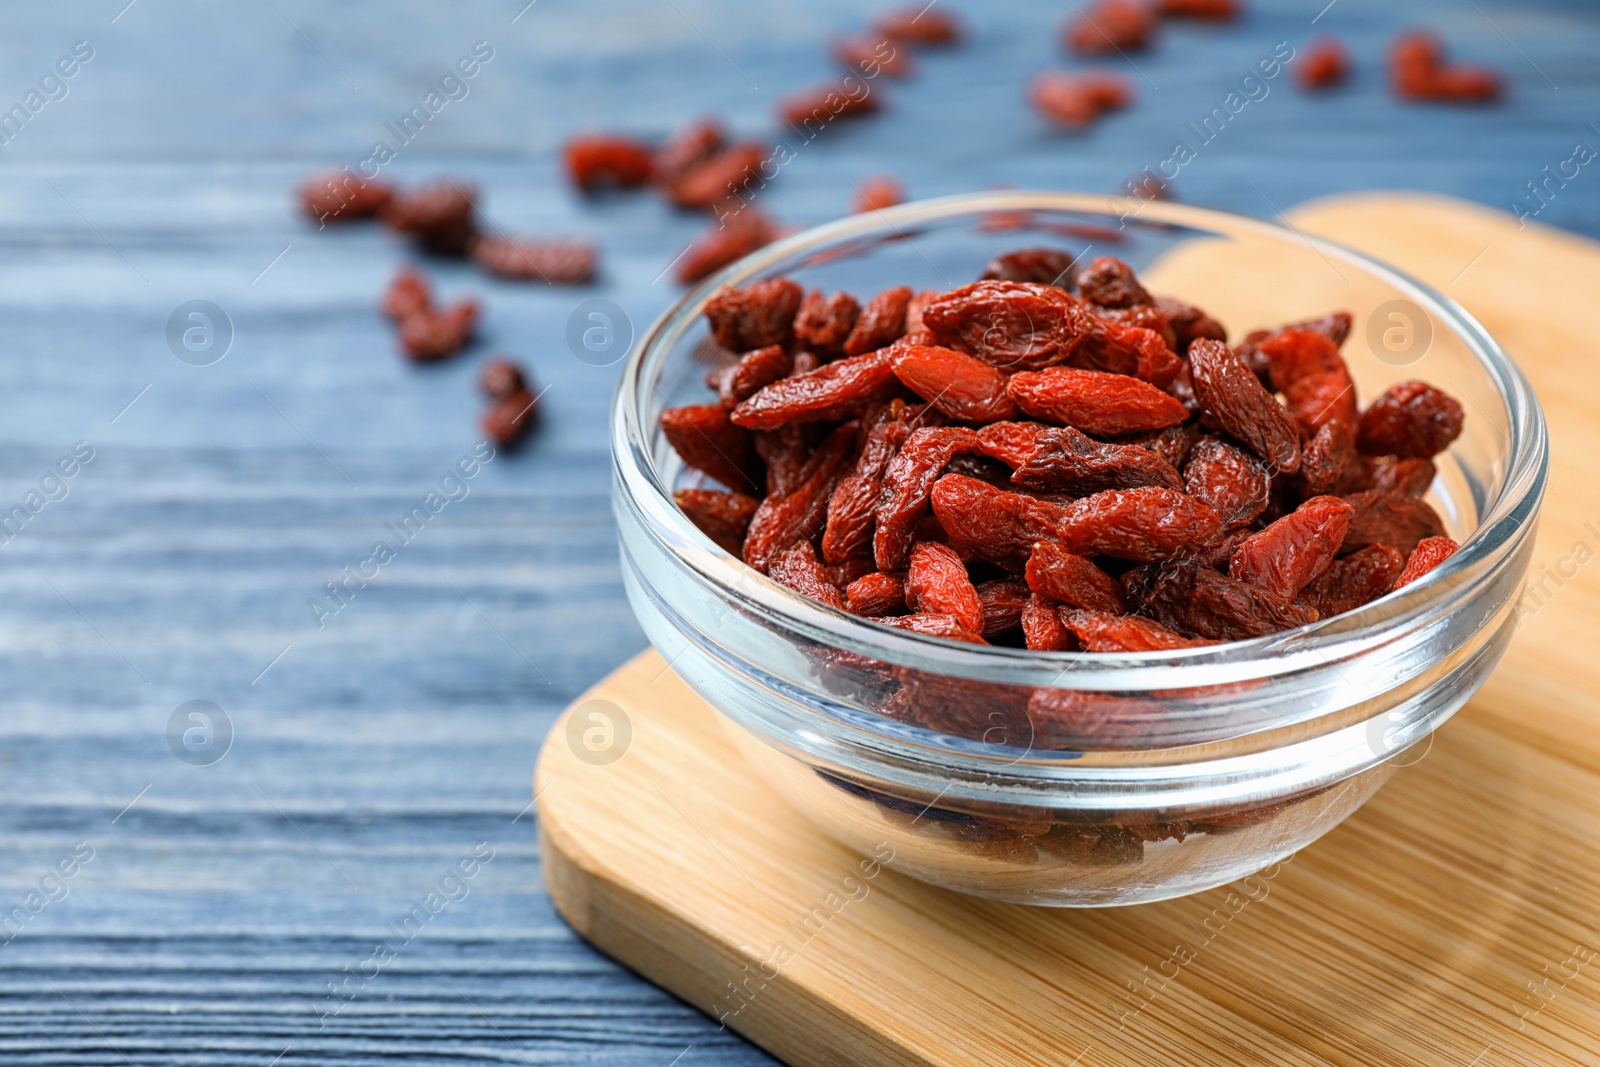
[610,192,1546,907]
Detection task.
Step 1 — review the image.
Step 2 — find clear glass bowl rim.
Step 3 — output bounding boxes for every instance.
[613,191,1547,704]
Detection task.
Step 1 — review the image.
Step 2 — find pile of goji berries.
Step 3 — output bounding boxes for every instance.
[662,253,1463,652]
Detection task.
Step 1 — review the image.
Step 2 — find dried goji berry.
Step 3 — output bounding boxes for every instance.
[846,571,906,616]
[1260,328,1358,434]
[976,578,1033,639]
[1058,608,1215,651]
[981,248,1078,288]
[822,401,927,563]
[1229,495,1355,599]
[1055,487,1222,561]
[1156,0,1237,20]
[1026,542,1126,613]
[878,613,987,643]
[824,557,877,590]
[731,347,902,429]
[717,345,792,408]
[300,169,393,223]
[891,344,1020,423]
[744,421,859,571]
[1188,338,1302,473]
[906,541,985,633]
[1296,544,1405,618]
[875,428,983,570]
[754,424,809,496]
[1183,435,1270,529]
[1125,562,1318,640]
[1298,419,1360,498]
[705,278,804,352]
[794,290,862,359]
[922,281,1095,371]
[779,80,880,131]
[676,212,779,285]
[1339,489,1446,555]
[833,34,912,79]
[1356,380,1464,458]
[1009,424,1185,495]
[652,118,725,186]
[1120,424,1193,470]
[928,475,1054,567]
[853,176,904,214]
[1391,29,1502,103]
[381,181,478,256]
[770,540,847,610]
[675,488,760,555]
[1299,37,1351,90]
[668,143,766,209]
[1395,535,1458,588]
[1064,0,1156,54]
[1008,366,1189,436]
[563,134,655,192]
[1029,72,1134,128]
[1076,256,1152,309]
[382,266,431,322]
[1070,315,1182,385]
[399,300,478,362]
[660,403,762,495]
[1154,296,1228,352]
[481,388,538,448]
[1363,455,1436,497]
[1092,303,1176,348]
[471,236,597,284]
[1022,592,1075,650]
[843,286,912,355]
[874,7,963,47]
[479,357,528,400]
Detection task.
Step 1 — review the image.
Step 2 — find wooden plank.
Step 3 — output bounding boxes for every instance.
[538,193,1600,1067]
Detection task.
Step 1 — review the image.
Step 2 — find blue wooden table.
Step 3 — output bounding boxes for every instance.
[0,1,1595,1062]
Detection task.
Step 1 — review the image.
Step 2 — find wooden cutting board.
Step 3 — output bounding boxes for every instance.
[535,194,1600,1067]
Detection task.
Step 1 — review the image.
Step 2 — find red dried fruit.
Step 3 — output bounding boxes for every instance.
[779,80,880,131]
[1299,37,1350,90]
[1391,30,1502,104]
[1055,487,1222,561]
[1296,544,1405,618]
[1228,495,1355,599]
[652,118,725,186]
[794,290,862,359]
[300,169,393,223]
[769,540,847,610]
[1121,424,1192,470]
[1260,328,1358,434]
[1364,456,1436,497]
[705,278,804,352]
[1076,257,1151,309]
[878,613,986,643]
[731,348,901,429]
[481,387,539,448]
[1154,296,1228,351]
[843,286,912,355]
[1298,419,1359,497]
[853,176,904,214]
[718,345,792,408]
[874,7,963,47]
[381,181,478,256]
[846,571,906,616]
[974,420,1048,469]
[981,248,1078,289]
[755,425,809,496]
[479,357,528,400]
[903,289,940,338]
[906,541,985,633]
[1188,339,1301,473]
[1008,424,1185,495]
[1339,489,1446,556]
[676,213,779,285]
[1008,367,1189,436]
[833,35,912,79]
[822,401,925,564]
[891,344,1020,423]
[976,578,1033,639]
[1029,71,1134,128]
[1022,593,1075,650]
[563,135,655,192]
[659,403,761,495]
[1156,0,1237,19]
[1064,0,1156,54]
[1071,315,1182,385]
[1183,435,1270,529]
[675,488,761,555]
[382,267,432,322]
[1059,608,1215,651]
[744,421,859,571]
[1026,542,1126,614]
[824,557,877,590]
[1125,562,1318,641]
[399,300,478,362]
[875,428,982,570]
[922,281,1096,371]
[471,236,597,284]
[1356,380,1465,458]
[668,143,767,210]
[1395,535,1458,588]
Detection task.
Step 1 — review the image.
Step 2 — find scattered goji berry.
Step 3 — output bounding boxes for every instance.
[399,300,478,362]
[380,181,478,256]
[1026,542,1126,613]
[853,176,905,214]
[652,118,725,186]
[843,286,912,355]
[846,571,906,616]
[1183,435,1270,529]
[479,357,527,400]
[906,541,986,633]
[923,281,1096,371]
[1022,592,1075,650]
[794,290,862,359]
[744,421,859,571]
[705,278,804,352]
[481,387,539,448]
[1059,608,1215,651]
[1299,36,1351,90]
[676,212,779,285]
[1008,366,1189,435]
[981,248,1078,288]
[1395,535,1458,588]
[1296,544,1405,618]
[1391,29,1502,104]
[770,540,847,610]
[667,143,767,210]
[833,34,912,79]
[1064,0,1156,55]
[1356,380,1465,458]
[471,235,597,284]
[300,169,393,224]
[1188,339,1302,473]
[891,344,1020,423]
[382,266,432,322]
[1029,72,1134,129]
[659,403,762,495]
[675,488,760,555]
[1156,0,1238,20]
[874,7,963,47]
[778,81,880,131]
[1339,489,1446,555]
[563,134,655,192]
[1228,495,1355,599]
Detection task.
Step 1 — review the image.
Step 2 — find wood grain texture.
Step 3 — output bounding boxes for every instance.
[539,195,1600,1067]
[0,0,1596,1062]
